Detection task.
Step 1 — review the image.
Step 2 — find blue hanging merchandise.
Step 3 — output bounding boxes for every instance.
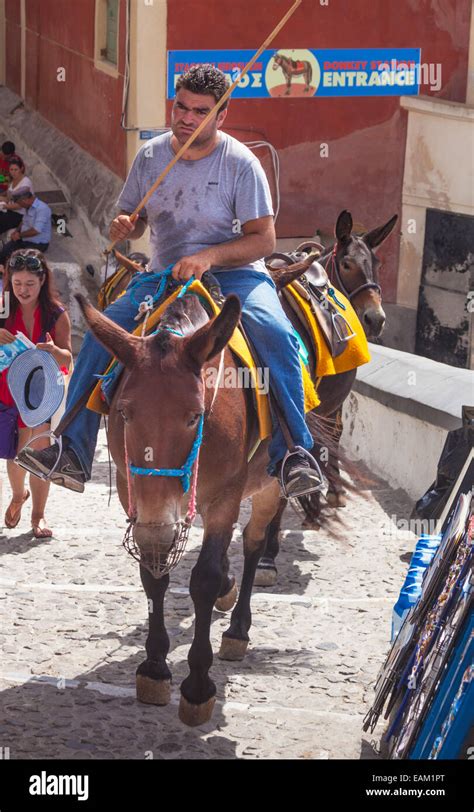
[391,533,442,641]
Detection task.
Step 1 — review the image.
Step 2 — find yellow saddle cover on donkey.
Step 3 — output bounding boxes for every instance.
[285,282,371,377]
[87,280,320,441]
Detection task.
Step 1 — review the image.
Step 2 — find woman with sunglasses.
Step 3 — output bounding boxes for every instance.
[0,249,72,537]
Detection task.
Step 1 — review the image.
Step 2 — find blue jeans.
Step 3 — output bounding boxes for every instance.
[64,270,313,478]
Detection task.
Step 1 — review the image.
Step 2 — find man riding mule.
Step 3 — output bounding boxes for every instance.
[17,65,322,499]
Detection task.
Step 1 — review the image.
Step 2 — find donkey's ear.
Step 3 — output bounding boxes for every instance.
[75,294,140,369]
[184,294,241,369]
[335,210,353,243]
[363,214,398,250]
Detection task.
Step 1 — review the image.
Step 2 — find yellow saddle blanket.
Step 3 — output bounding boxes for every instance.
[87,280,320,441]
[285,282,371,377]
[97,265,131,311]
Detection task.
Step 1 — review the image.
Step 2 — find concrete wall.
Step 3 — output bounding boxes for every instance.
[398,96,474,310]
[341,343,473,499]
[123,0,167,258]
[379,96,474,362]
[342,391,447,500]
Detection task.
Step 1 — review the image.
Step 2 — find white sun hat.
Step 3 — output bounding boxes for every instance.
[7,349,65,427]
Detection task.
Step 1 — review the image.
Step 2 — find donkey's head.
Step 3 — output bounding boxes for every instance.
[330,210,398,338]
[76,292,241,554]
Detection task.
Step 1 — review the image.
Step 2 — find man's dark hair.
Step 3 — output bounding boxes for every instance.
[13,190,33,201]
[175,64,230,109]
[1,141,16,155]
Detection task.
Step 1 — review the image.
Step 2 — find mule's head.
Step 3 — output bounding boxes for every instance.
[332,210,398,339]
[76,292,241,557]
[273,54,282,69]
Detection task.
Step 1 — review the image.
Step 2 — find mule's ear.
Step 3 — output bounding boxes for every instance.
[363,214,398,250]
[75,293,140,369]
[184,294,241,369]
[335,210,353,243]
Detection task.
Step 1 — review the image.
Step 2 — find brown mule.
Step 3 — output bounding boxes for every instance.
[255,210,398,584]
[76,290,284,726]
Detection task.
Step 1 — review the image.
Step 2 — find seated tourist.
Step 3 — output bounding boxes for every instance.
[0,141,22,194]
[0,192,51,269]
[0,158,34,236]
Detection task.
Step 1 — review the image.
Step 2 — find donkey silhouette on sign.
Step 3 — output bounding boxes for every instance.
[272,52,313,94]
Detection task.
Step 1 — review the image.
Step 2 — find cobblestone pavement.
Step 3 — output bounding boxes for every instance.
[0,428,417,760]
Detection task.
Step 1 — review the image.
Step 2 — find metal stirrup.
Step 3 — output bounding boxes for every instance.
[278,445,327,499]
[332,311,356,342]
[15,432,64,482]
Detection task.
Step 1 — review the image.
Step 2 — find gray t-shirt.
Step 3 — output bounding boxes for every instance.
[116,131,274,274]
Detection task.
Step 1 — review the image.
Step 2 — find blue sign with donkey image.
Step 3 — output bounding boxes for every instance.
[167,48,421,99]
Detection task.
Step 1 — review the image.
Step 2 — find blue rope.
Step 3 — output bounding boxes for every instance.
[176,277,195,299]
[129,264,196,325]
[129,264,175,308]
[153,326,184,337]
[130,413,204,493]
[94,369,116,382]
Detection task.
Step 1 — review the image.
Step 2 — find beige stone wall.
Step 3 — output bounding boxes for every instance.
[124,0,168,257]
[397,96,474,310]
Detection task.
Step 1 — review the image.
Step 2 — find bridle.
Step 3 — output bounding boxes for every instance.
[119,274,222,579]
[122,329,205,579]
[323,243,382,303]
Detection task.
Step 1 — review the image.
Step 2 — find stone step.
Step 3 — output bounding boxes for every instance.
[36,189,72,219]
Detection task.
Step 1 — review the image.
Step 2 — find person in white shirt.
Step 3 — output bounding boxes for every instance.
[0,159,34,236]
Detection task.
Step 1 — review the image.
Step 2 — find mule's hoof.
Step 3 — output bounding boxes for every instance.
[218,636,248,661]
[254,566,277,587]
[215,580,238,612]
[327,490,347,508]
[302,517,321,529]
[136,674,171,706]
[178,694,216,727]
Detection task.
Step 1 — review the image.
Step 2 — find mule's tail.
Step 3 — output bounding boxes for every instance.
[301,408,374,523]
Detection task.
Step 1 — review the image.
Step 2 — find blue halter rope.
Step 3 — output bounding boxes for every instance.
[123,265,205,492]
[129,265,196,308]
[129,412,204,493]
[95,268,196,387]
[129,265,171,307]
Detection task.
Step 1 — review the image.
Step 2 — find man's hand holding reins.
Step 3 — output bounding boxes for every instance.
[172,252,212,282]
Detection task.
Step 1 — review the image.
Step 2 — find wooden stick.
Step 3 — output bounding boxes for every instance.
[106,0,302,253]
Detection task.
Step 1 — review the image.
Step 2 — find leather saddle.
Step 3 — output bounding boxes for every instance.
[265,243,354,359]
[265,241,329,288]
